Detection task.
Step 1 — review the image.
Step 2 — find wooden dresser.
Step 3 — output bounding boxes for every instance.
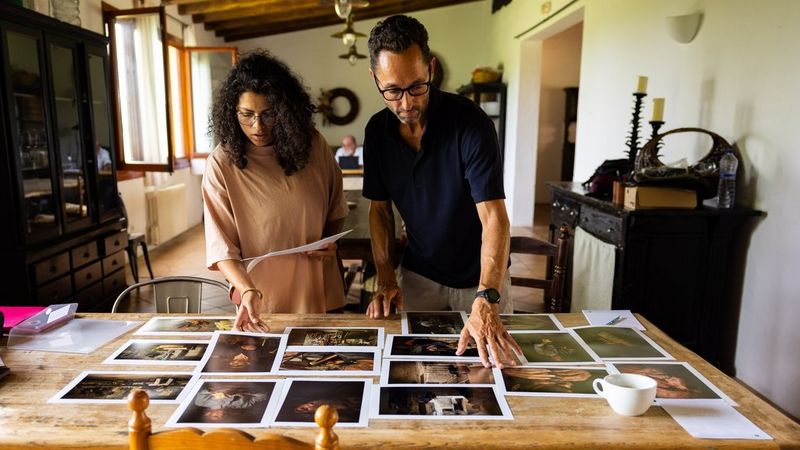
[547,182,762,371]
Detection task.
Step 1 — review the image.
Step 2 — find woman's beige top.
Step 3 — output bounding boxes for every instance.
[202,132,348,313]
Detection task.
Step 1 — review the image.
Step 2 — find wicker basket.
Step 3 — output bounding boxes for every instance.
[471,66,502,83]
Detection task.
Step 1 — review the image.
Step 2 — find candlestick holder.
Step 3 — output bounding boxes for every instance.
[649,120,665,156]
[625,92,646,171]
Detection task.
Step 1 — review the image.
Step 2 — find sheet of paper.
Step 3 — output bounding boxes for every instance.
[659,399,772,440]
[244,229,352,272]
[583,309,645,330]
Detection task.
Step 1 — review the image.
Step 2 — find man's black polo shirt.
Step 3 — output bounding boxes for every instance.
[362,87,505,289]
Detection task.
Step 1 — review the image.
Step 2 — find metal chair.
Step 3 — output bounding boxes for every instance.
[128,390,339,450]
[111,276,230,314]
[509,225,570,313]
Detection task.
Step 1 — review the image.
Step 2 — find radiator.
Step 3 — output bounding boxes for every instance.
[145,183,188,245]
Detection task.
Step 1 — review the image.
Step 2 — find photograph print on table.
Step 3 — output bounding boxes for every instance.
[571,326,673,360]
[380,359,499,385]
[384,335,479,360]
[165,379,284,428]
[370,385,512,420]
[272,378,371,427]
[500,365,613,397]
[611,361,736,405]
[511,331,602,365]
[195,332,286,375]
[284,327,384,349]
[103,340,209,365]
[498,313,564,331]
[134,316,234,336]
[278,348,380,376]
[401,311,468,335]
[48,371,196,404]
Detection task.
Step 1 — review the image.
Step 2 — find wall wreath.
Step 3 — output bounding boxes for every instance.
[317,87,360,126]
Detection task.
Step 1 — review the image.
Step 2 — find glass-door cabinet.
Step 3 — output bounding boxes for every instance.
[0,8,120,247]
[0,3,126,310]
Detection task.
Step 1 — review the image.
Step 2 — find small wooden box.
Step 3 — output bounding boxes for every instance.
[624,186,697,210]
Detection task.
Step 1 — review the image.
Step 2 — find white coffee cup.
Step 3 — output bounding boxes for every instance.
[593,373,657,416]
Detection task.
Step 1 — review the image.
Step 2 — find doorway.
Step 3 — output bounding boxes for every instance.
[533,22,583,205]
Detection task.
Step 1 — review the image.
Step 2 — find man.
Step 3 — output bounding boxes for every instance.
[362,15,520,368]
[335,134,364,166]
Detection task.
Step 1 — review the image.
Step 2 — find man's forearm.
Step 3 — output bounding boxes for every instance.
[476,201,511,292]
[369,201,397,285]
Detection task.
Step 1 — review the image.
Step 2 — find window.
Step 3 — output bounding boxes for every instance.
[103,6,236,172]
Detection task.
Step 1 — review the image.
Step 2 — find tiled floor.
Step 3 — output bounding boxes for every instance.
[121,204,552,314]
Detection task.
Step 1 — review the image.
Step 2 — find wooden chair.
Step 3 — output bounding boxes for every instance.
[509,225,570,313]
[128,390,339,450]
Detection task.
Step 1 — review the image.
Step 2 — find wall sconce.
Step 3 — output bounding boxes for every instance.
[339,43,367,66]
[331,14,365,47]
[666,12,703,44]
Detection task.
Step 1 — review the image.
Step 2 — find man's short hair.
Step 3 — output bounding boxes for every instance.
[367,15,431,69]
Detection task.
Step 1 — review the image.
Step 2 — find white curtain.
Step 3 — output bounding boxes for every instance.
[570,226,616,312]
[114,13,169,167]
[190,52,213,154]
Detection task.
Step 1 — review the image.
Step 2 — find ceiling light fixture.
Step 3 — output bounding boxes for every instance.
[331,13,366,47]
[339,43,367,66]
[332,0,369,20]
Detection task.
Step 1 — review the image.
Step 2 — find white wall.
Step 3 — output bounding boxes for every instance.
[490,0,800,417]
[535,22,582,204]
[234,2,493,147]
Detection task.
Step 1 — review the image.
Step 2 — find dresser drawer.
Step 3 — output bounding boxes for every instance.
[33,252,70,285]
[35,274,73,305]
[74,261,102,292]
[103,268,127,298]
[71,241,99,269]
[579,206,624,245]
[74,280,104,310]
[103,250,126,276]
[550,195,581,228]
[103,231,128,256]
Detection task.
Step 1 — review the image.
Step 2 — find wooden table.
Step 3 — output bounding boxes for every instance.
[1,313,798,449]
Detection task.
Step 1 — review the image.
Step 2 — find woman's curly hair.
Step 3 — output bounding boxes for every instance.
[211,50,315,175]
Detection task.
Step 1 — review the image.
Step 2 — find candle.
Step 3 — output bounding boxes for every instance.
[636,76,648,94]
[652,98,665,121]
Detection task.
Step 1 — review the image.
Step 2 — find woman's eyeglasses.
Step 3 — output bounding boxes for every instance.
[373,67,432,101]
[237,110,277,127]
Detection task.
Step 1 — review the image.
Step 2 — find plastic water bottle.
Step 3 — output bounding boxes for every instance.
[717,149,738,208]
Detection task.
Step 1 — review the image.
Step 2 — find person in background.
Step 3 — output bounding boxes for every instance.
[362,15,520,369]
[335,134,364,166]
[203,50,348,332]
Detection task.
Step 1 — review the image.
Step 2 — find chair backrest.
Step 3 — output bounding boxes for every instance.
[128,390,339,450]
[111,276,230,314]
[509,225,570,313]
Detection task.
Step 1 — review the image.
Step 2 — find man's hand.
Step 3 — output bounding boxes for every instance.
[366,282,403,318]
[234,290,270,333]
[305,242,337,259]
[456,299,522,368]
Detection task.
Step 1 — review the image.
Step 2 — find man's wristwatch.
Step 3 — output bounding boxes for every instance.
[476,288,501,304]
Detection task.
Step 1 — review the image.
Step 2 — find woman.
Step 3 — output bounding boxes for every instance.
[203,50,347,331]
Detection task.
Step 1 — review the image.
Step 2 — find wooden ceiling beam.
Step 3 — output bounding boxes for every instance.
[201,1,325,28]
[219,0,482,42]
[178,0,299,19]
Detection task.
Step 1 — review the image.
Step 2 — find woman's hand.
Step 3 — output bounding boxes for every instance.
[305,242,337,259]
[234,289,270,333]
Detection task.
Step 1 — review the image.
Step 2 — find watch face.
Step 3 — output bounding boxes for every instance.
[479,288,501,303]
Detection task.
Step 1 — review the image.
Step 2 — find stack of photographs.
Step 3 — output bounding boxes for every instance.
[373,311,513,420]
[196,331,286,375]
[277,327,384,377]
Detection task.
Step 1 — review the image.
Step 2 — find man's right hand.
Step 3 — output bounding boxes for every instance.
[366,283,403,318]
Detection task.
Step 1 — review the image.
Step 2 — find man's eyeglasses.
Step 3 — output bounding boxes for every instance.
[237,110,277,127]
[373,67,432,101]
